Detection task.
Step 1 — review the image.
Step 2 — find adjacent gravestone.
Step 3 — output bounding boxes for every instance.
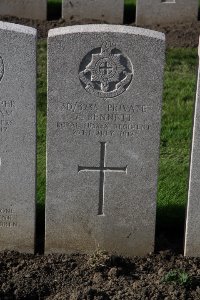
[185,41,200,257]
[0,22,37,253]
[62,0,124,24]
[45,25,165,256]
[0,0,46,20]
[136,0,198,25]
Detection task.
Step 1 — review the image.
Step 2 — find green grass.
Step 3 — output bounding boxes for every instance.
[157,49,197,230]
[36,40,47,252]
[37,40,47,207]
[36,43,198,235]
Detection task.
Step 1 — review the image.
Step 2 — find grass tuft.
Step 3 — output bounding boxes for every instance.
[162,270,191,286]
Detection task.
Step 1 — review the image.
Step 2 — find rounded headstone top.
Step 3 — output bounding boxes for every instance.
[0,21,37,36]
[48,24,165,41]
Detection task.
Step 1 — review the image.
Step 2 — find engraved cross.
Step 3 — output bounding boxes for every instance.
[78,142,127,216]
[99,61,113,75]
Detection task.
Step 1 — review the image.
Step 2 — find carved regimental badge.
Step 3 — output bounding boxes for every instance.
[0,57,4,82]
[79,41,133,98]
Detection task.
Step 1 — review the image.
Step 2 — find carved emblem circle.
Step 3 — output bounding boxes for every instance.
[0,56,4,82]
[79,41,133,98]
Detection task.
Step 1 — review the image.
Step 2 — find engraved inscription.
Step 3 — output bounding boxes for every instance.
[78,142,127,216]
[57,101,157,139]
[79,41,133,98]
[0,58,16,134]
[0,208,17,228]
[0,100,15,133]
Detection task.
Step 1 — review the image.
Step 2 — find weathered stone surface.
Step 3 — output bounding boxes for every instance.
[136,0,198,25]
[0,0,46,20]
[0,22,37,253]
[185,41,200,257]
[62,0,124,24]
[45,25,165,256]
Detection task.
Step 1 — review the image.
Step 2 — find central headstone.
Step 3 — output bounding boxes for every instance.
[62,0,124,24]
[0,22,37,253]
[45,25,165,256]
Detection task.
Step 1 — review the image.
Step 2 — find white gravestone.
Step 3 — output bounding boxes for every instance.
[185,39,200,257]
[62,0,124,24]
[0,22,37,253]
[45,25,165,256]
[136,0,198,25]
[0,0,46,20]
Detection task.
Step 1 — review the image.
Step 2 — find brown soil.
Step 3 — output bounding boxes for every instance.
[0,15,200,48]
[0,250,199,300]
[142,21,200,48]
